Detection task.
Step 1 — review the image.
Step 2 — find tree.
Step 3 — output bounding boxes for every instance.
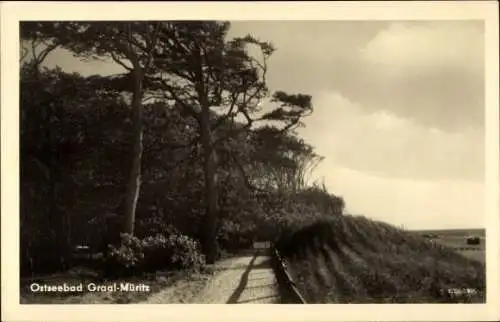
[27,22,164,236]
[146,21,313,263]
[19,59,133,274]
[249,126,324,193]
[20,22,60,76]
[20,25,65,271]
[20,21,317,265]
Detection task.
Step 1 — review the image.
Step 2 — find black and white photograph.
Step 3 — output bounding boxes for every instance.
[1,1,499,322]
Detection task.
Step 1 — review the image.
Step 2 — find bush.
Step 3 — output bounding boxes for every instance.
[105,234,145,277]
[142,233,205,272]
[104,232,206,277]
[135,218,181,239]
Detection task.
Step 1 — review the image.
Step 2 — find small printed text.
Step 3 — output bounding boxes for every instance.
[440,288,479,297]
[29,282,151,293]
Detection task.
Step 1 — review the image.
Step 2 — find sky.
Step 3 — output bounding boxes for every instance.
[40,20,486,230]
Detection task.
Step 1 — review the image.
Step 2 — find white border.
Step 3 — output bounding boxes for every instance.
[1,1,499,321]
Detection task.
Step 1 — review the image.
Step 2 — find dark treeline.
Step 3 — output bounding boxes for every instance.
[20,21,345,277]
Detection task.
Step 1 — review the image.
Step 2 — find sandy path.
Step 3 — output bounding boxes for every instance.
[141,253,280,304]
[189,254,280,304]
[143,272,213,304]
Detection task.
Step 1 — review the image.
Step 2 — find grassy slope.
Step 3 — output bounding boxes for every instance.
[276,215,485,304]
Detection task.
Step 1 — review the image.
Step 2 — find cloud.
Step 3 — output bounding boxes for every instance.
[40,22,484,183]
[231,20,485,132]
[41,21,485,133]
[351,21,485,131]
[33,21,486,229]
[298,91,484,182]
[43,48,124,77]
[360,21,484,75]
[314,166,484,230]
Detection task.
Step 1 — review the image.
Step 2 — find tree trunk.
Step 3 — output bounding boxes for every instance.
[123,67,144,236]
[200,106,218,264]
[46,82,70,272]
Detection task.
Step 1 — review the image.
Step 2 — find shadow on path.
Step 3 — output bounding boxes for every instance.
[226,252,280,304]
[227,253,259,304]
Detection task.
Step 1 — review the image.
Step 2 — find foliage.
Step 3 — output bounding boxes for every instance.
[142,21,315,263]
[105,234,145,276]
[19,21,346,276]
[142,234,206,272]
[104,232,206,277]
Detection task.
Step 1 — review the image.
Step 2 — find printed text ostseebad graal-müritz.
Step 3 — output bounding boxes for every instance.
[29,282,151,293]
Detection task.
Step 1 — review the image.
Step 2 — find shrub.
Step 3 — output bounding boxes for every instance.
[105,233,145,277]
[104,231,206,276]
[135,218,181,239]
[167,234,206,270]
[142,233,206,272]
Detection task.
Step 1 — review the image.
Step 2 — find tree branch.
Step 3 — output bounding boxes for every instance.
[211,91,238,131]
[110,51,133,71]
[37,43,58,64]
[143,22,162,73]
[228,150,268,194]
[149,77,201,124]
[20,46,29,62]
[128,34,148,53]
[113,38,140,71]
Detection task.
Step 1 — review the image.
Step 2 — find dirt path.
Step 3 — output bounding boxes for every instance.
[142,272,214,304]
[190,253,280,304]
[141,253,280,304]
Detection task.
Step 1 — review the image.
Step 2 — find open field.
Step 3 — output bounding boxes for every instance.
[412,228,485,263]
[414,228,485,237]
[276,216,485,304]
[457,250,485,263]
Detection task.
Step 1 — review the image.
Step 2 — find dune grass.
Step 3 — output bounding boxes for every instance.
[275,215,485,303]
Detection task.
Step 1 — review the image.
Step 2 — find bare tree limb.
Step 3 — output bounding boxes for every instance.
[211,91,239,131]
[20,46,29,62]
[110,51,133,71]
[31,40,39,61]
[37,43,58,63]
[228,150,268,194]
[149,77,202,124]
